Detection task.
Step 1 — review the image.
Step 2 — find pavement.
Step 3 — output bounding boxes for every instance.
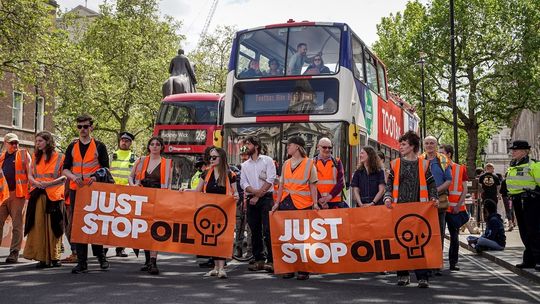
[451,222,540,284]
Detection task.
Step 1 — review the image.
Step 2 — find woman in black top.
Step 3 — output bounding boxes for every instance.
[129,137,172,275]
[351,146,385,206]
[195,147,238,278]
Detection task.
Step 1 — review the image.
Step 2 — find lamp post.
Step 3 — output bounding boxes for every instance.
[479,147,487,167]
[417,52,427,151]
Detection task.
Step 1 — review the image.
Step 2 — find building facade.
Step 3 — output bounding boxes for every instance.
[512,109,540,160]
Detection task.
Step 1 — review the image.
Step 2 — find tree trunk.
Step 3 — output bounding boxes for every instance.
[465,125,479,179]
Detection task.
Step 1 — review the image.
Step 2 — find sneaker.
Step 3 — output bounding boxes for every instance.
[296,273,310,280]
[217,269,228,279]
[116,248,128,257]
[264,262,274,273]
[204,269,218,277]
[248,260,266,271]
[418,279,429,288]
[36,261,49,269]
[450,265,460,271]
[98,256,109,270]
[71,263,88,274]
[140,263,151,271]
[51,260,62,268]
[5,251,19,263]
[397,275,410,286]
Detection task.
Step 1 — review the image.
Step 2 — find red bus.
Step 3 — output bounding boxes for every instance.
[153,92,224,189]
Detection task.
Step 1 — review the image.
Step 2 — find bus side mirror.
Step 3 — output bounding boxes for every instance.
[349,123,360,146]
[213,130,223,148]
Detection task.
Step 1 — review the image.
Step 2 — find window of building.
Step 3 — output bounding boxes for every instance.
[12,91,23,128]
[36,97,45,131]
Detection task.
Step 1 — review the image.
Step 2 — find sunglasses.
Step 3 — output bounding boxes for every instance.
[210,156,220,160]
[77,124,91,129]
[314,58,322,61]
[8,141,19,145]
[320,146,332,150]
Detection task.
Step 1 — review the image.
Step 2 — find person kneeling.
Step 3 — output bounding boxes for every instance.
[467,200,506,253]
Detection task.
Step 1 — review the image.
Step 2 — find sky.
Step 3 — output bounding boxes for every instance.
[56,0,417,52]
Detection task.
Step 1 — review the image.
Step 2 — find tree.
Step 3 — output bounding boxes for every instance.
[53,0,183,151]
[0,0,60,94]
[374,0,540,176]
[189,25,236,93]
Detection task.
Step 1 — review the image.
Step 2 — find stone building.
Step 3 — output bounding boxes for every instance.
[511,109,540,160]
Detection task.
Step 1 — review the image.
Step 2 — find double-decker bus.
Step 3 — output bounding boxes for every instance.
[222,20,419,203]
[153,92,224,189]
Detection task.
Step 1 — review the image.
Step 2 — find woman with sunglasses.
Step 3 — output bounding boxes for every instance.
[24,131,67,268]
[194,147,238,278]
[303,55,331,75]
[129,136,172,275]
[271,136,319,280]
[351,146,386,207]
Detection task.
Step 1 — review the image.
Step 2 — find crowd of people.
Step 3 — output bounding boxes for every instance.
[1,115,539,289]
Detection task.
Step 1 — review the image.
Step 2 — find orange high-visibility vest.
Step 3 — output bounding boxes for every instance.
[0,149,30,198]
[69,139,101,190]
[391,158,429,203]
[447,162,467,212]
[202,166,233,195]
[133,156,172,189]
[0,169,8,204]
[282,157,314,209]
[32,151,65,201]
[315,158,342,203]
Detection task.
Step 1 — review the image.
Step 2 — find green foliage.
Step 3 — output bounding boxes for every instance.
[0,0,58,94]
[189,25,236,93]
[373,0,540,176]
[53,0,182,152]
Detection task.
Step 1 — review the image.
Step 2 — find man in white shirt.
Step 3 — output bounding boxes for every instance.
[240,136,277,273]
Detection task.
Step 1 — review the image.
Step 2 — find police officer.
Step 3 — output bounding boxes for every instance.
[109,131,136,257]
[505,140,540,270]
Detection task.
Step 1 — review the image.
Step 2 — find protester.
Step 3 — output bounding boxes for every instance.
[62,114,110,274]
[234,145,252,259]
[467,200,506,252]
[440,144,468,271]
[314,137,346,208]
[272,136,319,280]
[0,133,32,263]
[504,140,540,270]
[23,131,66,268]
[109,131,136,257]
[130,136,172,275]
[240,136,276,273]
[383,131,438,288]
[194,147,238,278]
[351,146,385,206]
[421,136,452,275]
[478,163,500,211]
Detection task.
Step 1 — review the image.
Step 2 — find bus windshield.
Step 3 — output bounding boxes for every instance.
[236,25,341,78]
[155,101,218,125]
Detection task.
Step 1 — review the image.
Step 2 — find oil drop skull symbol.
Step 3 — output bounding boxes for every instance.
[394,214,432,259]
[193,204,228,246]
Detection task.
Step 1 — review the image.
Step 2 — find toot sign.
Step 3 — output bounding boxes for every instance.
[378,99,403,150]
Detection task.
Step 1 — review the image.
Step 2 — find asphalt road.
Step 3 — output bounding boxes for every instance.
[0,245,539,304]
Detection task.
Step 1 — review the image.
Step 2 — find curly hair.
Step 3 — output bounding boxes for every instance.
[358,146,381,174]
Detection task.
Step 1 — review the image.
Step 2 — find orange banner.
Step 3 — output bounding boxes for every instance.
[270,203,443,274]
[71,183,236,258]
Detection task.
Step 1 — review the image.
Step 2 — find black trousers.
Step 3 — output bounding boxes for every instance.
[70,190,104,263]
[513,194,540,265]
[247,194,273,263]
[446,213,461,267]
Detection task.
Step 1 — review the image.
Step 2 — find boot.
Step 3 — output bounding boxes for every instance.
[148,257,159,275]
[71,262,88,274]
[98,255,109,269]
[140,250,151,271]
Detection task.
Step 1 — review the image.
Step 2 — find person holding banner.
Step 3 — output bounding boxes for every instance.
[272,136,319,280]
[194,147,238,279]
[351,146,386,207]
[315,137,346,209]
[383,131,438,288]
[129,136,172,275]
[240,136,277,273]
[63,114,110,274]
[24,131,67,268]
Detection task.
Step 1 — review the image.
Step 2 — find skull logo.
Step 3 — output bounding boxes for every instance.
[394,214,432,259]
[193,204,228,246]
